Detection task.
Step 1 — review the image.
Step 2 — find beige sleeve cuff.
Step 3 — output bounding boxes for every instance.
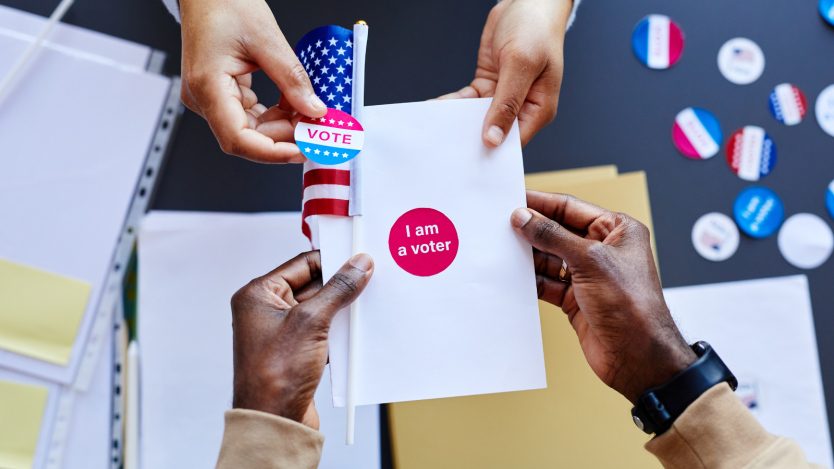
[215,409,325,469]
[645,383,823,469]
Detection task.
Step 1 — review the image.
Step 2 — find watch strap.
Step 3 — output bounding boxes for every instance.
[631,341,737,435]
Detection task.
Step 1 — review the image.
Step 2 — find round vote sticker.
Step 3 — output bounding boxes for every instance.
[820,0,834,26]
[733,186,785,239]
[717,38,765,85]
[672,107,722,159]
[388,208,459,277]
[725,126,776,181]
[769,83,807,126]
[815,84,834,138]
[778,213,834,269]
[827,179,834,220]
[294,108,364,165]
[631,14,685,70]
[691,212,739,261]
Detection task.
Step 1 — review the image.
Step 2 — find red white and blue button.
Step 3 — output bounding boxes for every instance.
[295,108,365,165]
[725,126,776,181]
[672,107,722,159]
[769,83,807,126]
[631,15,685,70]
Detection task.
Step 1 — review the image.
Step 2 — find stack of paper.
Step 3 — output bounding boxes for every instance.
[0,5,171,469]
[137,211,381,469]
[387,166,664,468]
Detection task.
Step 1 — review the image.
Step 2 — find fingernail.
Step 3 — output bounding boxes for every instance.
[486,125,505,146]
[511,208,532,228]
[309,94,327,113]
[350,254,373,272]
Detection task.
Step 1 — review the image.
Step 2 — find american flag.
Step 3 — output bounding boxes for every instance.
[295,25,355,247]
[732,48,755,63]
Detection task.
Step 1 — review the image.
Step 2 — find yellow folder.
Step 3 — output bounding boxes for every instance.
[0,380,49,469]
[0,258,91,365]
[388,167,663,469]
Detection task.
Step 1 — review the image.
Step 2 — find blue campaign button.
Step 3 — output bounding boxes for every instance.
[733,186,785,238]
[827,179,834,220]
[821,0,834,26]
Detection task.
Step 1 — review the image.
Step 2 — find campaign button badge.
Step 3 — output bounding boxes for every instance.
[717,38,765,85]
[673,107,722,159]
[769,83,807,126]
[725,126,776,181]
[820,0,834,26]
[389,208,459,277]
[691,212,739,261]
[295,108,365,165]
[632,15,685,69]
[733,186,785,239]
[827,179,834,220]
[815,84,834,137]
[778,213,834,269]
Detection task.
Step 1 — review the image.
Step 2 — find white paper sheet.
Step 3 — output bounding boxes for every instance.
[138,211,380,469]
[0,12,170,383]
[665,275,833,468]
[323,99,546,406]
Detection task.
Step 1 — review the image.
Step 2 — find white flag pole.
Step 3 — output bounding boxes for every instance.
[0,0,74,99]
[346,20,368,446]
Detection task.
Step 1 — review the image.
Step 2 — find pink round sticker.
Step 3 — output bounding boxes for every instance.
[388,208,459,277]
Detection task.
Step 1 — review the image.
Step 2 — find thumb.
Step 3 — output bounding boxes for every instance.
[248,28,328,119]
[296,254,374,325]
[511,208,593,266]
[482,55,541,148]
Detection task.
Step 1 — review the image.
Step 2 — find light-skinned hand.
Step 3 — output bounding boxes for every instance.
[179,0,327,163]
[231,251,374,429]
[437,0,573,148]
[511,191,698,404]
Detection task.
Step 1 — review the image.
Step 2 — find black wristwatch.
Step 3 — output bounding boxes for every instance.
[631,341,737,435]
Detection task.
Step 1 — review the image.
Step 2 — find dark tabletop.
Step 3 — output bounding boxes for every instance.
[8,0,834,463]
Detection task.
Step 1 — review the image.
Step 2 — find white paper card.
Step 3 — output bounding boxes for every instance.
[324,98,546,406]
[665,275,833,468]
[138,211,380,469]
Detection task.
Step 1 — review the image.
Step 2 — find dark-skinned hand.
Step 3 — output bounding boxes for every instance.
[511,191,697,404]
[230,251,373,429]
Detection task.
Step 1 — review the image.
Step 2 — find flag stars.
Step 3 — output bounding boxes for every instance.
[314,58,321,66]
[315,40,322,48]
[345,39,353,48]
[345,58,353,66]
[336,65,345,74]
[313,76,321,84]
[337,47,346,56]
[328,75,337,83]
[307,45,312,52]
[334,104,343,111]
[328,37,338,46]
[319,84,328,93]
[336,84,344,93]
[321,66,329,74]
[322,48,329,56]
[345,77,353,85]
[328,57,337,64]
[326,93,336,101]
[343,95,351,103]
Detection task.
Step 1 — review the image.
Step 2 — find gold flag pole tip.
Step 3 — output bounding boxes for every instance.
[356,20,367,25]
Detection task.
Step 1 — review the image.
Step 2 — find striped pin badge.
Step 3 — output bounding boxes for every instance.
[295,108,365,165]
[631,15,685,70]
[672,107,722,159]
[725,126,777,181]
[769,83,807,126]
